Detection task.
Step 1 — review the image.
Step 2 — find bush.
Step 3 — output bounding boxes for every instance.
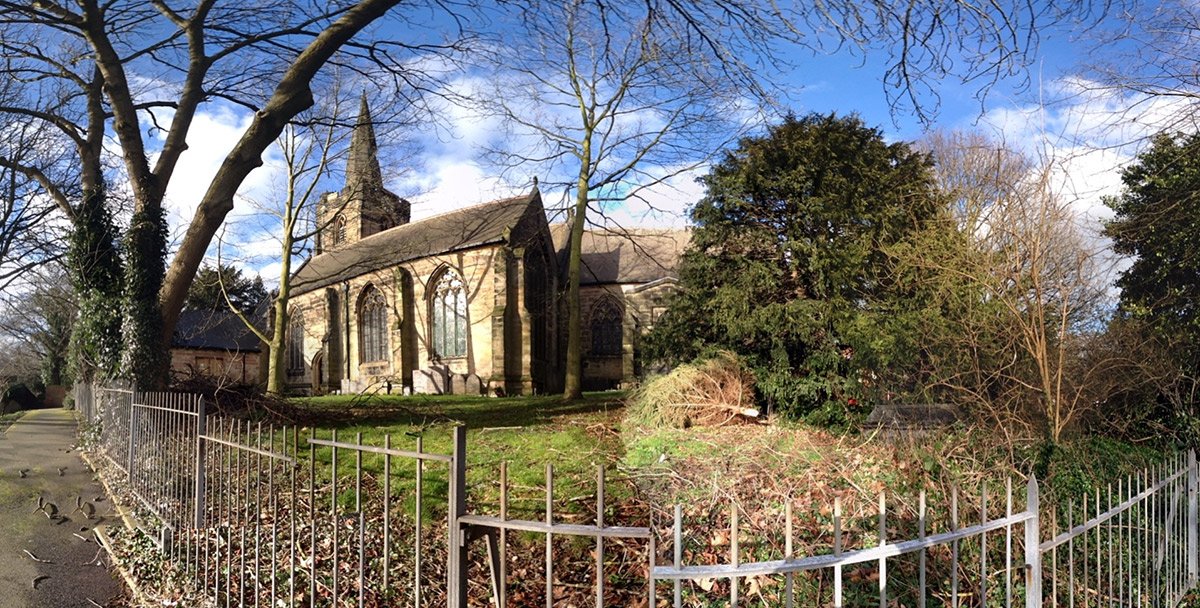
[0,381,41,413]
[624,352,758,429]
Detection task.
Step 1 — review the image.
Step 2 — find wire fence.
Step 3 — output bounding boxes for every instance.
[75,382,1200,607]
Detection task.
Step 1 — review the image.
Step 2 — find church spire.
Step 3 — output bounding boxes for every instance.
[344,92,385,199]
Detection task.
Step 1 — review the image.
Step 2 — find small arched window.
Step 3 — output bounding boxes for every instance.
[431,268,467,358]
[287,314,305,373]
[589,297,623,357]
[359,285,389,363]
[329,214,347,247]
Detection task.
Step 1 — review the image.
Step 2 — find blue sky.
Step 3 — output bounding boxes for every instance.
[154,8,1167,285]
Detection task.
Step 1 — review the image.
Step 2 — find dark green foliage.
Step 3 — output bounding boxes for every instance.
[1104,132,1200,437]
[1,381,40,410]
[646,114,939,423]
[1105,132,1200,363]
[186,263,268,316]
[121,205,169,389]
[66,185,123,382]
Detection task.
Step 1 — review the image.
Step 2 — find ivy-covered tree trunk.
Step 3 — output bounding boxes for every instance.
[67,183,123,383]
[121,205,169,389]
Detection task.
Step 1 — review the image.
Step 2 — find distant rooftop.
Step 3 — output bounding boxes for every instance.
[550,224,690,285]
[173,309,262,352]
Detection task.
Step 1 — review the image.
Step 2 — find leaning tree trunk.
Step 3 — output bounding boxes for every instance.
[266,236,295,395]
[158,0,404,349]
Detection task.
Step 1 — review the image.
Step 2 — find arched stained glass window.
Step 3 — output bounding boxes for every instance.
[589,297,623,357]
[431,268,467,358]
[359,285,389,363]
[287,314,305,373]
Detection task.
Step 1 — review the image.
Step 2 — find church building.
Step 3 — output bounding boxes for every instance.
[285,100,686,396]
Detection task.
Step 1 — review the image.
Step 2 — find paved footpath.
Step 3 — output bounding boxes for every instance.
[0,409,124,607]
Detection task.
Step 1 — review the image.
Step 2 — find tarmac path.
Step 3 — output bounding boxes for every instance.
[0,409,124,607]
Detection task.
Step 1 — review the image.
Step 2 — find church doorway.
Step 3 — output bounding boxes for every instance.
[312,352,325,395]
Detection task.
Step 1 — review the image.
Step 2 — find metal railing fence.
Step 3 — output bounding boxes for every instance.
[76,382,1200,606]
[651,459,1194,608]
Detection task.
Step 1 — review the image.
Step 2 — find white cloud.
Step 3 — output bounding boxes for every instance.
[600,164,706,230]
[404,158,520,219]
[974,77,1200,293]
[141,103,287,243]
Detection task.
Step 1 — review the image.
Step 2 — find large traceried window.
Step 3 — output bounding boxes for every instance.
[589,297,623,357]
[287,315,305,373]
[431,268,467,358]
[359,285,389,363]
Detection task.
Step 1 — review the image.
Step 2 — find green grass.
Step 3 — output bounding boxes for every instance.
[281,391,629,520]
[0,410,24,432]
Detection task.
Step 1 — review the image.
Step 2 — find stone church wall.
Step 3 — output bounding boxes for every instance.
[287,244,509,396]
[577,280,678,390]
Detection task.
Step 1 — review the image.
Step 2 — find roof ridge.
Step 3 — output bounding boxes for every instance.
[548,223,689,236]
[318,191,536,252]
[414,190,534,223]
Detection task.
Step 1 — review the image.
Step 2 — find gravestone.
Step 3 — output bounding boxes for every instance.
[864,402,960,437]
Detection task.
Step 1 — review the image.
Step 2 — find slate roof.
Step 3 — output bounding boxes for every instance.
[173,309,263,352]
[291,192,541,296]
[550,224,690,285]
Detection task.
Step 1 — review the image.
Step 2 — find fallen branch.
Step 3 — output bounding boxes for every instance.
[22,549,52,563]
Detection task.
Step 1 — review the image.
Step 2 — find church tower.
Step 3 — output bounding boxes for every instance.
[316,95,410,254]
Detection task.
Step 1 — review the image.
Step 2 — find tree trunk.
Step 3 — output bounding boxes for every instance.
[121,206,169,389]
[266,232,294,395]
[267,298,289,394]
[68,73,124,383]
[563,141,592,400]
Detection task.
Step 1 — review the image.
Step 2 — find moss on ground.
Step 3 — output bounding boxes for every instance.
[0,410,24,433]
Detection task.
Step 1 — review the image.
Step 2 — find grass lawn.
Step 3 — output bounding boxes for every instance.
[283,391,629,520]
[241,389,1173,539]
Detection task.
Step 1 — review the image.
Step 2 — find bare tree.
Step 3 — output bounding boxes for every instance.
[216,92,364,394]
[915,131,1126,442]
[478,0,766,399]
[0,263,77,386]
[0,0,469,386]
[1076,0,1200,134]
[0,112,78,291]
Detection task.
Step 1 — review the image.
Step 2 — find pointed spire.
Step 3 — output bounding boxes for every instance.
[344,92,384,200]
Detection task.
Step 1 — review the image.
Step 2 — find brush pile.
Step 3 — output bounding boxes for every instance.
[625,351,760,429]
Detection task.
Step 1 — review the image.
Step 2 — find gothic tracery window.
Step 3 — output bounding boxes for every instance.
[359,285,389,363]
[589,297,623,357]
[431,268,467,358]
[287,314,305,373]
